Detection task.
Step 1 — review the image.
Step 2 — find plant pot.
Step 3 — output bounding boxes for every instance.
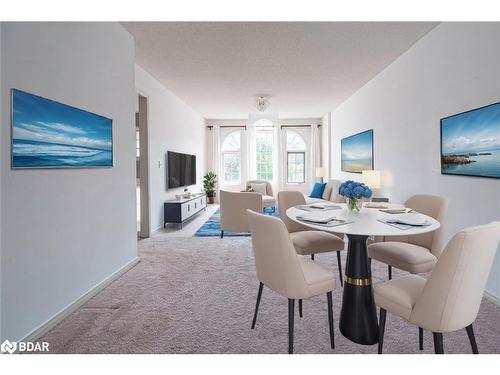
[206,191,215,204]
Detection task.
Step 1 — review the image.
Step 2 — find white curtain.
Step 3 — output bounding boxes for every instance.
[277,127,287,193]
[209,125,221,202]
[271,124,280,195]
[246,125,256,182]
[310,124,321,186]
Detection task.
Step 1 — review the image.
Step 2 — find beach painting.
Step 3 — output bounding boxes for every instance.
[11,89,113,169]
[341,129,374,173]
[441,102,500,179]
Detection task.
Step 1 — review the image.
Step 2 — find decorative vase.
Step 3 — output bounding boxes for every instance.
[346,197,363,213]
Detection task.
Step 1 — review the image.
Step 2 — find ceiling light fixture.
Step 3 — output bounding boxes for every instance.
[255,95,269,112]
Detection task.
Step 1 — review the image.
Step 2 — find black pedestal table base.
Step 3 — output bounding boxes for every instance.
[339,234,379,345]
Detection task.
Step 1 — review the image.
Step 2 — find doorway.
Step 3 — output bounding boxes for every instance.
[136,94,150,238]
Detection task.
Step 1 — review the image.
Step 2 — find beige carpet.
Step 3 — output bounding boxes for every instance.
[40,236,500,354]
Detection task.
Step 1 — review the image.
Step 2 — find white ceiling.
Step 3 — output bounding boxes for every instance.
[122,22,438,119]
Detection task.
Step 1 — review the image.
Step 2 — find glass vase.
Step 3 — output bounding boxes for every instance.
[346,197,363,213]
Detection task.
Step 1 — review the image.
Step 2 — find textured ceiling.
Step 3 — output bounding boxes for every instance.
[123,22,438,119]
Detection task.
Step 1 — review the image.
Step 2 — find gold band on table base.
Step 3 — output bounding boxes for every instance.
[344,276,372,286]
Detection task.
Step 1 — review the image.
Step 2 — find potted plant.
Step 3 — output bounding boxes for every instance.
[203,171,217,204]
[339,180,372,213]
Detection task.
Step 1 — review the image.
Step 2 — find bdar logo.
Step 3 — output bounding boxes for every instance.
[1,340,17,354]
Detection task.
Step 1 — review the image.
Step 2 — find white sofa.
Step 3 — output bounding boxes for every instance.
[304,179,346,205]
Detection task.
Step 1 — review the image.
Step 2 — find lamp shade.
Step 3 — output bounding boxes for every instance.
[315,167,325,178]
[362,170,381,189]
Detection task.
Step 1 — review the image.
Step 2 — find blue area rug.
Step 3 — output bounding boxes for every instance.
[194,207,278,237]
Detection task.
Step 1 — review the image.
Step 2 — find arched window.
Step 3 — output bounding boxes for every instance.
[253,118,273,127]
[286,130,306,183]
[255,119,274,181]
[221,131,241,184]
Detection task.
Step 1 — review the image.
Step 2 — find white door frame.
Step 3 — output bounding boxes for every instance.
[137,94,151,238]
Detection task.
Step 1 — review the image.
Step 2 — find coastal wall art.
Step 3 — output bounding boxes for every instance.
[11,89,113,169]
[341,129,374,173]
[441,102,500,179]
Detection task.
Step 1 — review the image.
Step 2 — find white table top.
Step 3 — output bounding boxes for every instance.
[286,203,440,237]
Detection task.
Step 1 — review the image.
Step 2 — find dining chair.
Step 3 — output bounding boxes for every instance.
[219,190,262,238]
[246,209,336,354]
[375,221,500,354]
[278,191,345,289]
[368,194,448,279]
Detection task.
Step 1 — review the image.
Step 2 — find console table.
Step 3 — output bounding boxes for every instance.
[164,193,207,229]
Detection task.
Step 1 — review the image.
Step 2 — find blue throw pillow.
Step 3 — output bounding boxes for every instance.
[309,182,327,198]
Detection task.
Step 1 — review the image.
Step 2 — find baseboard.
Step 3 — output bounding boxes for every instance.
[19,256,140,344]
[484,290,500,307]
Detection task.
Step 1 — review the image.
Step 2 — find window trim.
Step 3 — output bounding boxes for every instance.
[286,151,306,184]
[255,128,274,181]
[221,130,242,185]
[221,150,241,185]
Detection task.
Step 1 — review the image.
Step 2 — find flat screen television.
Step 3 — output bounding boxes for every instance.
[166,151,196,189]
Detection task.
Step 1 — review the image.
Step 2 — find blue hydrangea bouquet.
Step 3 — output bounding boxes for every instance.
[339,180,373,212]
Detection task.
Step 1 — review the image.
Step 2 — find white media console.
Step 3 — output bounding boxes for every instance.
[163,193,207,229]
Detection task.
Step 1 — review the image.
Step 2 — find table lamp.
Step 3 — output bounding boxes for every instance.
[362,170,388,202]
[316,167,325,183]
[362,170,380,189]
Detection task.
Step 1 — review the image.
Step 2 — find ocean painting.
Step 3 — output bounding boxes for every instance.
[441,102,500,179]
[341,129,373,173]
[11,89,113,168]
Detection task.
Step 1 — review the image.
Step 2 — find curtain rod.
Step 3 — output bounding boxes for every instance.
[207,124,320,130]
[280,124,321,128]
[207,125,247,130]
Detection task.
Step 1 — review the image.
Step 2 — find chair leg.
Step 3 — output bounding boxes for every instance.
[419,327,424,350]
[327,291,335,349]
[220,230,224,238]
[251,282,263,329]
[433,332,444,354]
[311,254,315,261]
[465,324,479,354]
[336,251,343,286]
[288,299,295,354]
[388,265,392,280]
[378,308,386,354]
[298,299,303,318]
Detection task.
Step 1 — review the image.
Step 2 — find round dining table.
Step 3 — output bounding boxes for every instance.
[286,203,440,345]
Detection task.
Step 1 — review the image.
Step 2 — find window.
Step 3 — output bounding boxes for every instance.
[255,128,274,181]
[286,131,306,183]
[287,152,305,183]
[221,131,241,184]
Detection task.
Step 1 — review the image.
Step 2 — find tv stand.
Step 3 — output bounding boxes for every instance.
[164,193,207,229]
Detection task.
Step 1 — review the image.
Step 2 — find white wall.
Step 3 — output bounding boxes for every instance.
[0,22,3,341]
[330,22,500,299]
[135,65,207,232]
[321,112,331,180]
[0,23,138,341]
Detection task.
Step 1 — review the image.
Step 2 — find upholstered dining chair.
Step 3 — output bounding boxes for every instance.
[368,194,448,280]
[375,222,500,354]
[246,210,336,354]
[219,190,262,238]
[278,191,345,287]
